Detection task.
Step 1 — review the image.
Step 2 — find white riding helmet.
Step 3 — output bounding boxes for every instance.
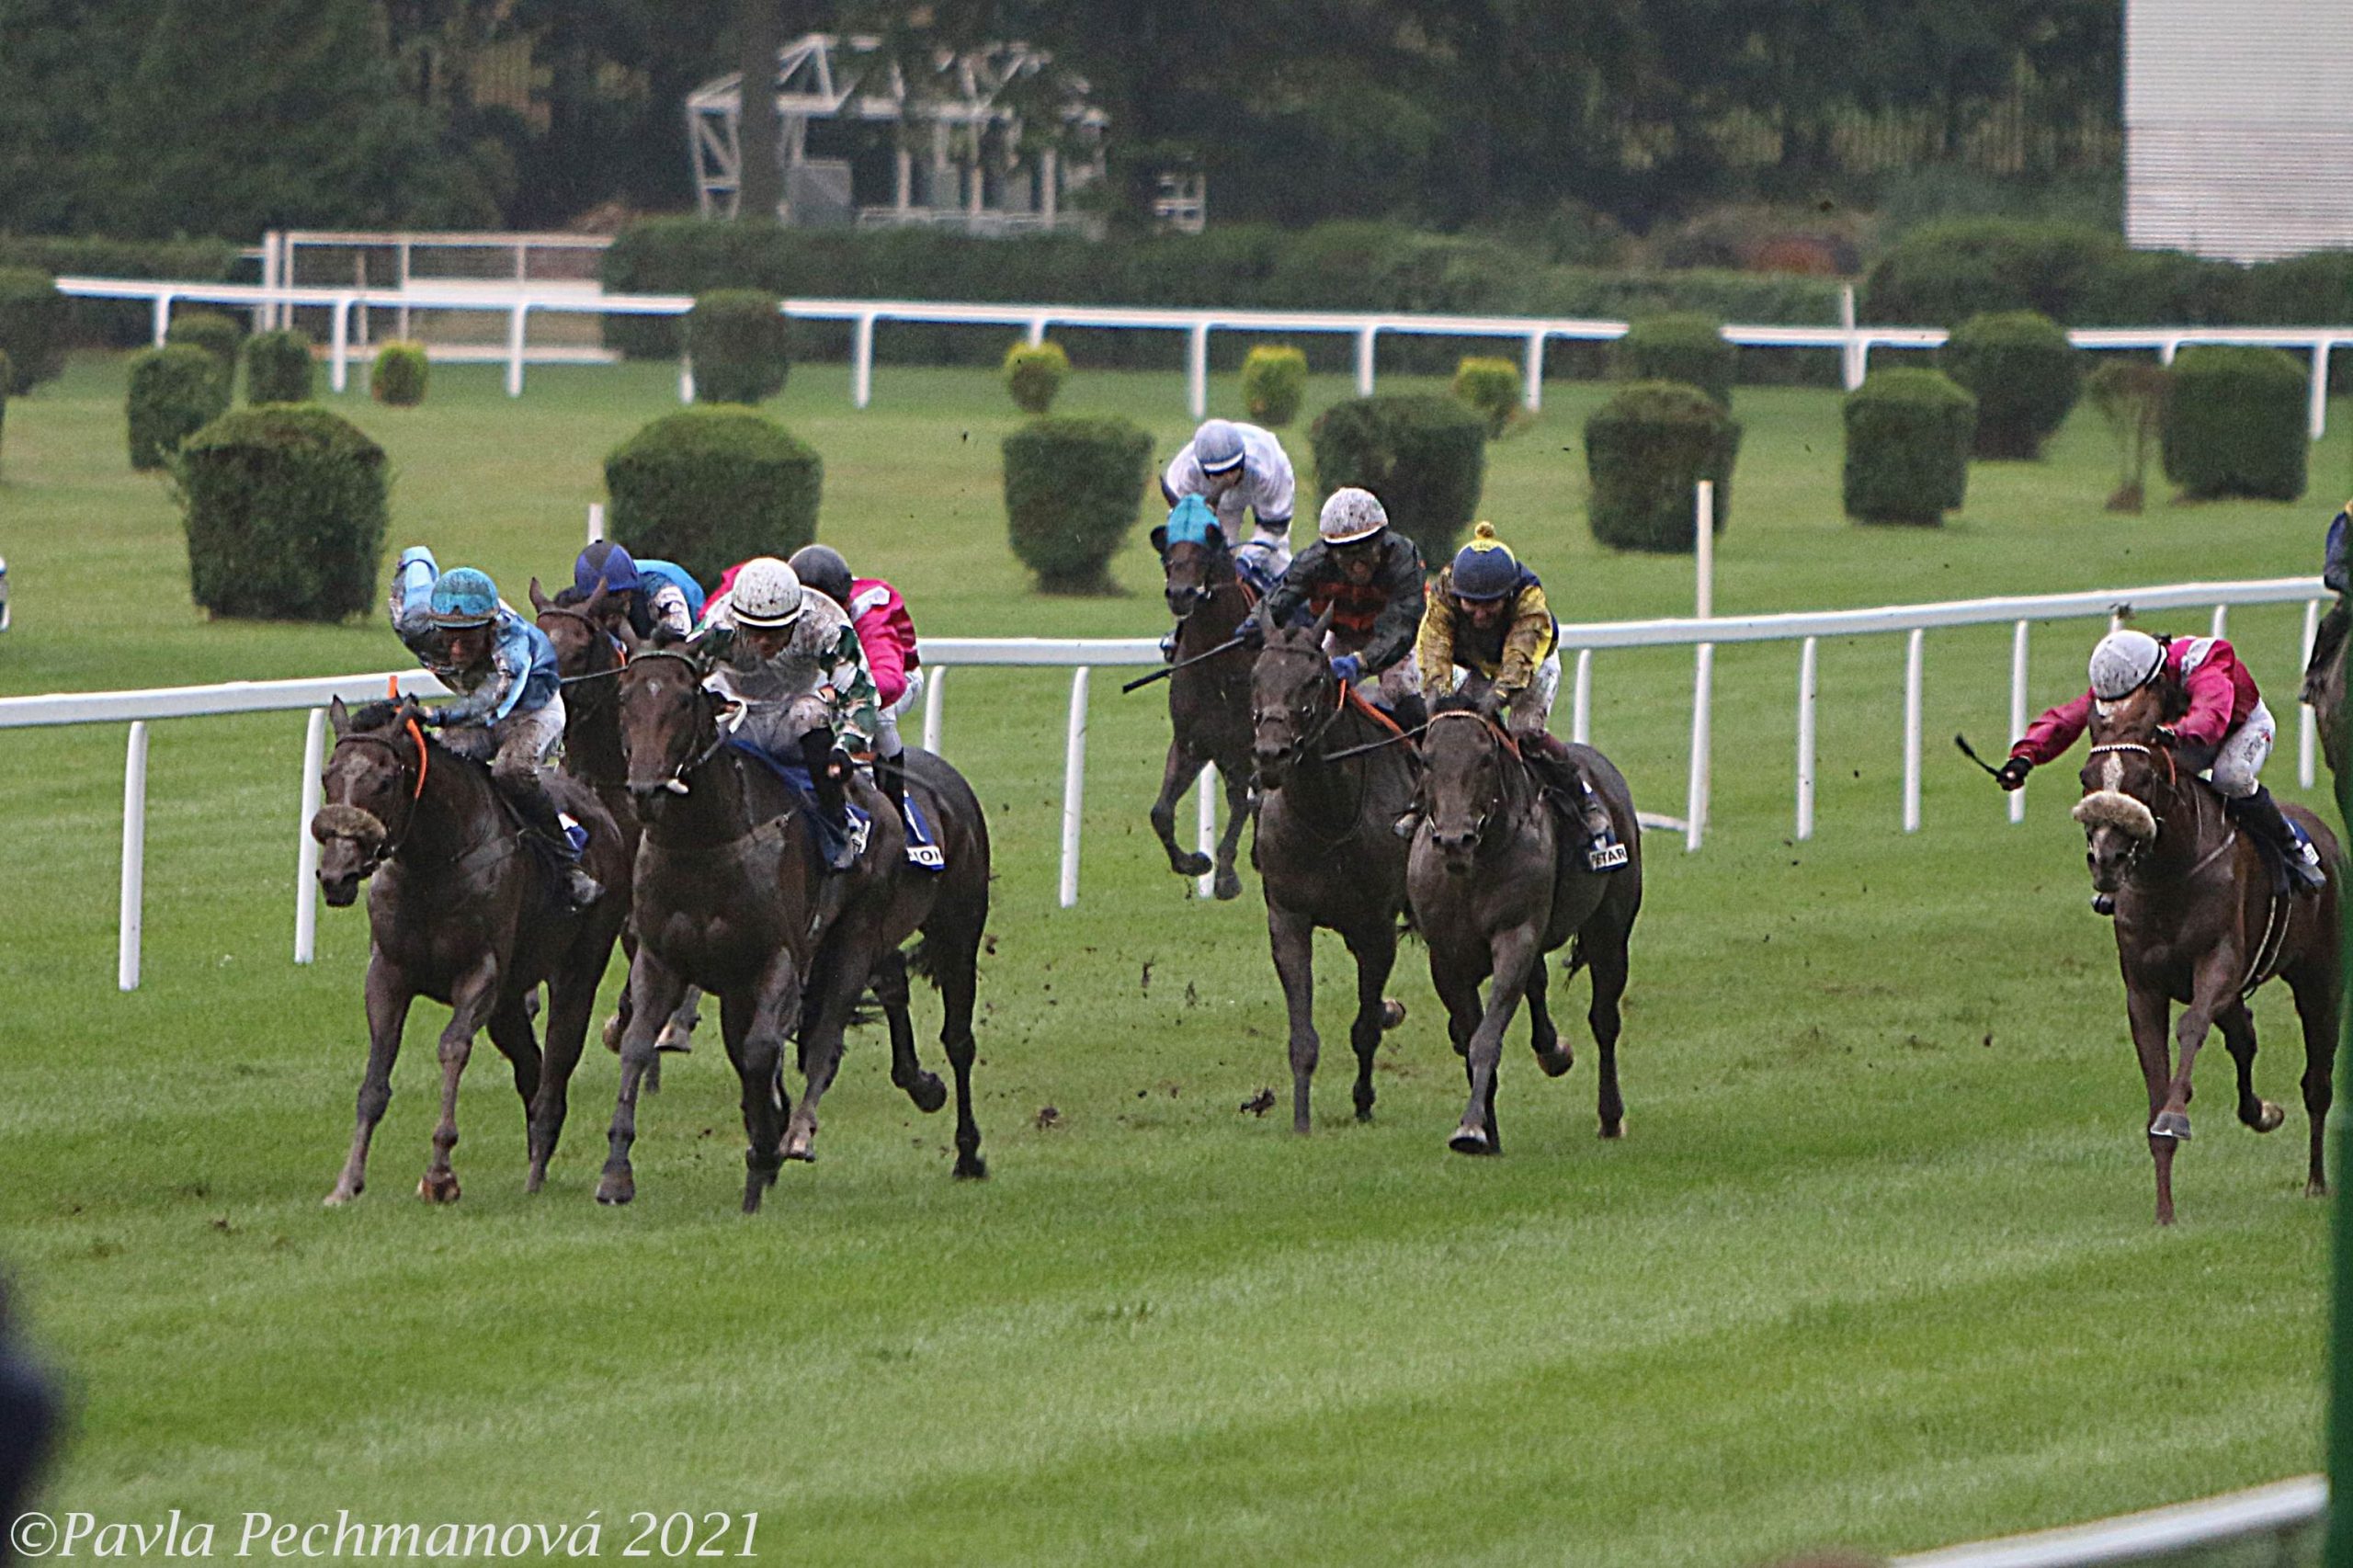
[2088,629,2165,699]
[1318,486,1389,545]
[1193,418,1246,475]
[730,557,804,630]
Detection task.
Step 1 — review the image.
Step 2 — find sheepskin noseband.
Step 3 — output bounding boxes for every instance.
[312,802,390,851]
[2073,790,2158,842]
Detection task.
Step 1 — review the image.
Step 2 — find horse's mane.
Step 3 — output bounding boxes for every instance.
[551,585,590,608]
[346,699,405,733]
[1430,692,1481,717]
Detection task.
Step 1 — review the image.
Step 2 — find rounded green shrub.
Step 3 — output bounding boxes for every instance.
[165,310,243,381]
[2161,346,2309,502]
[1842,369,1976,526]
[1243,345,1308,426]
[1862,220,2124,325]
[1584,381,1742,553]
[243,330,315,404]
[126,344,231,471]
[1308,394,1488,562]
[0,269,66,394]
[1001,415,1154,593]
[369,342,429,406]
[606,406,823,585]
[688,290,790,405]
[1941,311,2081,459]
[175,406,388,621]
[1003,340,1071,415]
[1452,356,1523,437]
[1618,313,1735,406]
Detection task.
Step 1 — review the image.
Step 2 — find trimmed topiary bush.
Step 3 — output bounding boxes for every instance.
[1308,394,1488,562]
[1003,340,1070,415]
[175,405,388,621]
[2162,346,2309,502]
[126,344,231,471]
[1243,345,1308,426]
[1941,311,2081,460]
[244,330,315,404]
[1452,356,1522,437]
[1002,415,1153,593]
[1618,313,1736,406]
[1584,381,1742,552]
[0,269,66,394]
[370,342,428,406]
[605,406,823,585]
[165,310,243,381]
[688,290,790,404]
[1842,369,1976,526]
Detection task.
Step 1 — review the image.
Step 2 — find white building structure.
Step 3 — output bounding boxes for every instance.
[2125,0,2353,261]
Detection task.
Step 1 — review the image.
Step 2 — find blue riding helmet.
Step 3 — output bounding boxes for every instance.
[428,567,501,628]
[1449,522,1520,600]
[574,540,641,597]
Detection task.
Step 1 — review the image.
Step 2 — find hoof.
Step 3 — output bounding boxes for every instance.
[2150,1110,2192,1142]
[1449,1123,1493,1155]
[1213,867,1243,901]
[416,1172,461,1204]
[595,1171,635,1206]
[2309,1178,2331,1199]
[903,1074,949,1114]
[1175,851,1213,878]
[2251,1100,2286,1133]
[954,1153,989,1181]
[742,1186,766,1215]
[322,1185,359,1208]
[525,1165,547,1195]
[781,1128,817,1163]
[1535,1044,1573,1078]
[1598,1118,1625,1140]
[601,1011,625,1054]
[654,1018,695,1054]
[1380,998,1406,1031]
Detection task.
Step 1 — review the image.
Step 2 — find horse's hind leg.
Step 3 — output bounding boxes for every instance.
[1586,924,1631,1139]
[1526,953,1570,1077]
[1270,906,1320,1133]
[935,924,988,1179]
[326,959,415,1206]
[529,957,606,1193]
[1342,922,1398,1125]
[1150,740,1213,880]
[1211,761,1255,901]
[484,996,542,1164]
[877,948,948,1114]
[2216,1005,2285,1134]
[2290,962,2339,1197]
[420,955,500,1204]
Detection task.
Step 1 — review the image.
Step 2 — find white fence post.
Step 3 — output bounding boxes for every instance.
[1196,765,1217,898]
[1903,628,1925,833]
[852,313,875,409]
[677,358,695,404]
[1060,667,1089,907]
[119,722,149,993]
[1796,636,1817,841]
[1522,331,1545,412]
[329,297,353,393]
[2302,599,2321,790]
[1188,321,1210,421]
[1570,649,1592,745]
[505,302,529,397]
[294,707,326,964]
[1686,644,1712,853]
[260,233,281,331]
[586,502,604,545]
[150,291,173,347]
[921,665,946,755]
[2311,343,2331,441]
[2210,603,2228,640]
[2008,619,2029,824]
[1026,315,1047,347]
[1354,325,1377,397]
[1840,285,1864,391]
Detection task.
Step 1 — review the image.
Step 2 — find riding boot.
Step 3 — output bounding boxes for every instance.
[2229,784,2328,894]
[505,772,602,910]
[878,752,907,820]
[798,729,860,871]
[1577,773,1628,872]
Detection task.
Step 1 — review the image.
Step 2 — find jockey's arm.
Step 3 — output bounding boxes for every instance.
[1492,584,1555,696]
[855,606,909,710]
[2172,647,2239,751]
[2012,690,2094,765]
[823,626,881,756]
[388,547,441,664]
[427,635,525,729]
[1359,543,1427,672]
[1414,594,1459,694]
[647,582,696,640]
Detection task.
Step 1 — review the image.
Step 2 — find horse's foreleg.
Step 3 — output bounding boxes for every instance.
[483,996,542,1173]
[1453,926,1540,1155]
[603,921,639,1055]
[1269,906,1319,1134]
[2216,1005,2285,1135]
[419,955,500,1204]
[936,924,988,1179]
[1150,740,1214,880]
[326,958,414,1206]
[737,960,799,1214]
[876,949,947,1114]
[2125,982,2178,1225]
[2158,952,2241,1146]
[1211,762,1255,901]
[597,947,689,1207]
[2290,961,2340,1197]
[1341,923,1398,1124]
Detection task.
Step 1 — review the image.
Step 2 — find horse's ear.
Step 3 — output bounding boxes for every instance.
[1149,524,1169,556]
[582,580,609,619]
[1309,603,1336,642]
[528,577,551,613]
[328,696,350,736]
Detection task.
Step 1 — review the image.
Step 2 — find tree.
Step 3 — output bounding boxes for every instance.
[736,0,786,220]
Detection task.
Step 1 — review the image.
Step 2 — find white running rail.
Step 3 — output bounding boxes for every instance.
[1890,1474,2323,1567]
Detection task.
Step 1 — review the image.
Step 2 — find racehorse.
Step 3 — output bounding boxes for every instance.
[2073,686,2340,1224]
[1249,609,1415,1132]
[1407,707,1643,1154]
[1146,519,1257,899]
[310,698,629,1204]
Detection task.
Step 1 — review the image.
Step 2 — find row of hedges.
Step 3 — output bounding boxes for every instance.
[0,236,244,348]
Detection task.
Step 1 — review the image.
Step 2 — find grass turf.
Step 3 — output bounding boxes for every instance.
[2,354,2351,1565]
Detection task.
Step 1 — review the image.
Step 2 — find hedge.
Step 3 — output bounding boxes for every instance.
[1941,311,2081,460]
[1242,345,1307,426]
[1001,415,1154,593]
[1618,313,1736,405]
[1308,394,1488,562]
[0,270,67,394]
[688,290,790,404]
[1585,381,1741,552]
[370,342,428,406]
[605,407,824,585]
[244,331,315,404]
[1452,357,1521,437]
[2162,346,2308,502]
[1842,369,1976,526]
[176,406,387,621]
[0,237,242,349]
[1003,340,1070,415]
[165,310,243,381]
[126,344,231,471]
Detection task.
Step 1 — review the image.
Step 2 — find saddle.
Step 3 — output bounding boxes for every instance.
[723,738,945,874]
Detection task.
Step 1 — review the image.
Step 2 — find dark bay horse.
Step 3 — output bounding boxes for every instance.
[2074,687,2340,1224]
[1147,523,1257,899]
[1407,709,1643,1154]
[1249,610,1416,1132]
[311,698,629,1204]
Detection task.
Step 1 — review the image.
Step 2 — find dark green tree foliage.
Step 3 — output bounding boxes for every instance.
[243,331,315,404]
[1001,415,1153,593]
[606,407,824,585]
[2161,347,2308,503]
[126,345,230,471]
[1619,314,1736,406]
[176,406,388,621]
[0,270,66,393]
[689,290,790,404]
[371,344,430,407]
[1242,346,1308,427]
[1309,395,1488,562]
[1842,369,1976,525]
[165,310,243,381]
[1941,311,2082,458]
[1585,382,1741,553]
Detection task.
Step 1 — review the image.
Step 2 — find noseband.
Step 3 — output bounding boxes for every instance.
[2082,740,2177,874]
[1254,643,1347,764]
[625,647,735,795]
[324,715,432,870]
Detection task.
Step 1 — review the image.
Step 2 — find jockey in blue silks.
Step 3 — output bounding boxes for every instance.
[568,540,704,641]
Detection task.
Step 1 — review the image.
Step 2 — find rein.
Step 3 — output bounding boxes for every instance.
[330,716,434,868]
[627,648,736,794]
[540,604,631,686]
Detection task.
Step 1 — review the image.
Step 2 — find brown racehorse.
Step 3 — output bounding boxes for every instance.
[1408,708,1643,1154]
[2074,687,2341,1224]
[1147,523,1257,899]
[311,699,629,1204]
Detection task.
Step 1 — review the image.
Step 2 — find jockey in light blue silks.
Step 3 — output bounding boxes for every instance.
[389,547,600,908]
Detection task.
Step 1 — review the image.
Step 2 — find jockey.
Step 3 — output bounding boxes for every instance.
[696,555,881,870]
[1240,487,1427,730]
[790,543,920,819]
[388,551,601,909]
[2001,627,2325,910]
[2300,497,2351,705]
[1162,418,1295,599]
[569,540,704,641]
[1413,522,1623,870]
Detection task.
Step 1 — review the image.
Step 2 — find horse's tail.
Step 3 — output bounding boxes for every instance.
[903,937,941,991]
[1562,933,1590,980]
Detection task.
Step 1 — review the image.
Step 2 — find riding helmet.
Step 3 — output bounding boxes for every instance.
[574,540,641,597]
[1193,418,1247,475]
[729,557,805,629]
[1318,487,1388,545]
[427,567,501,629]
[1449,521,1520,601]
[788,544,854,608]
[2088,629,2165,699]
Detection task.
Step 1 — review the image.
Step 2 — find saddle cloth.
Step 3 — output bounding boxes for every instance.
[722,738,942,873]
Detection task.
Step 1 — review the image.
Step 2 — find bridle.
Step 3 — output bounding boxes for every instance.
[1420,709,1522,854]
[625,647,736,796]
[1253,642,1348,767]
[326,713,432,870]
[2084,740,2181,879]
[1163,537,1245,621]
[540,603,630,690]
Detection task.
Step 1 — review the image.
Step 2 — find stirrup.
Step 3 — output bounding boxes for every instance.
[563,866,604,910]
[1392,808,1421,841]
[2091,892,2115,915]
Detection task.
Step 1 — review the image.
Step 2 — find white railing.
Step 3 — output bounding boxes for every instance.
[51,276,2352,437]
[0,575,2331,992]
[1891,1474,2323,1567]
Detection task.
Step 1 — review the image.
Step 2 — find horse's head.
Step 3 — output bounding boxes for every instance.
[617,648,719,823]
[312,697,425,906]
[1251,606,1337,790]
[1418,705,1510,872]
[532,577,620,706]
[1153,519,1233,619]
[2074,737,2171,895]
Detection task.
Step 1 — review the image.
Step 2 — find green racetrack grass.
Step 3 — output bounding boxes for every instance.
[2,352,2349,1565]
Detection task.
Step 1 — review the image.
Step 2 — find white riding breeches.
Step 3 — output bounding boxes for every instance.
[875,668,922,759]
[2209,700,2274,800]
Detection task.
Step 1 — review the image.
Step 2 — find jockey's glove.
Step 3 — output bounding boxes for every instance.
[2152,725,2178,748]
[1329,653,1362,684]
[1995,756,2032,790]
